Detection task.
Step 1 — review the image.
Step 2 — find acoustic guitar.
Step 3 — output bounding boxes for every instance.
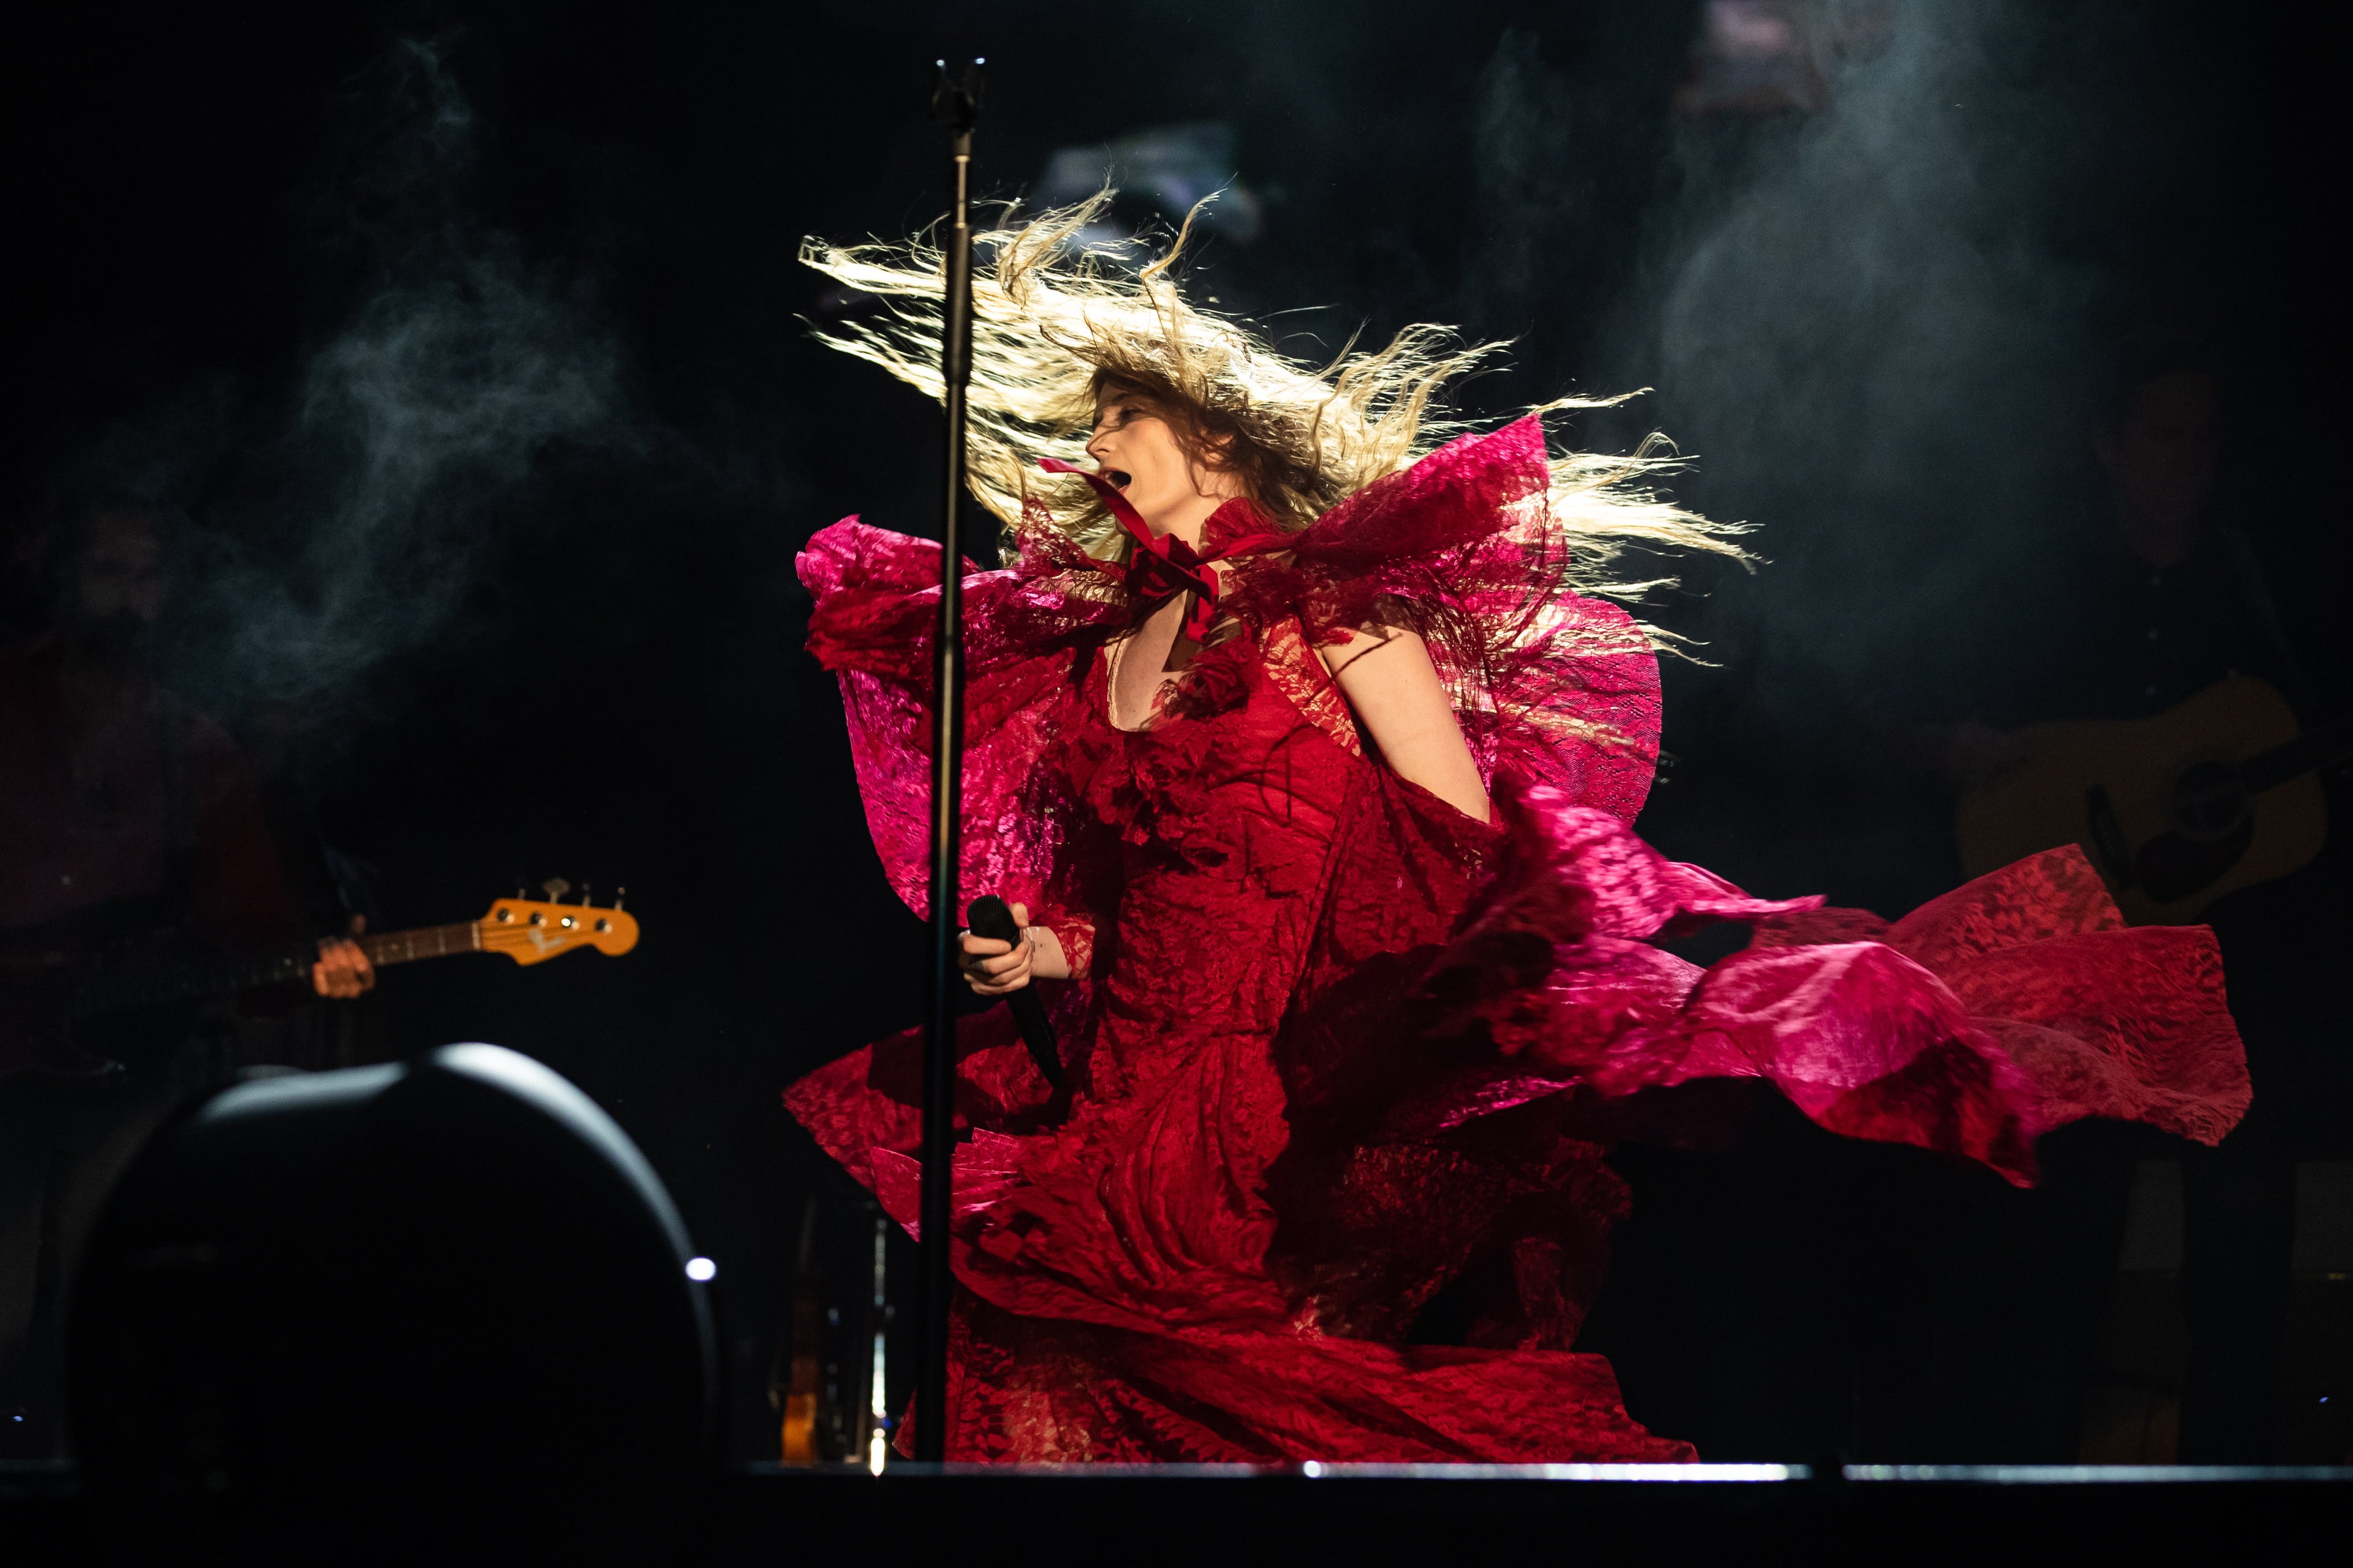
[1956,675,2348,925]
[0,884,640,1089]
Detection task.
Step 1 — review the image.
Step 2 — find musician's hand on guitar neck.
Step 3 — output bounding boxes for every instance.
[311,915,376,1000]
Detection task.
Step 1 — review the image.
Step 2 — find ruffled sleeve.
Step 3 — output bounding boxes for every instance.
[787,516,1131,1191]
[797,515,1125,937]
[1222,417,1663,824]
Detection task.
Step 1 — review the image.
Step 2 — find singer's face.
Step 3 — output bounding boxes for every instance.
[1085,391,1234,536]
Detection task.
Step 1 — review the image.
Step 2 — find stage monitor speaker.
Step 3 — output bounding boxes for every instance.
[64,1043,717,1513]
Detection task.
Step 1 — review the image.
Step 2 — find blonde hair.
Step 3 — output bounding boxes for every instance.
[800,193,1740,607]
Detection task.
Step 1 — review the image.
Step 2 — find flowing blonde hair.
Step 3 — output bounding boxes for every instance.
[801,193,1740,606]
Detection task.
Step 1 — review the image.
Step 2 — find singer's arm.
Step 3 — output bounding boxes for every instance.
[959,901,1082,994]
[1320,623,1491,823]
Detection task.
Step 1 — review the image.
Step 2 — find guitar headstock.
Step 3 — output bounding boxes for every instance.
[478,893,640,965]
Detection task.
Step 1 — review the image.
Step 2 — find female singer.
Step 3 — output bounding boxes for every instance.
[786,197,2247,1461]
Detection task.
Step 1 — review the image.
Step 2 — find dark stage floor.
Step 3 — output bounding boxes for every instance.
[9,1461,2352,1563]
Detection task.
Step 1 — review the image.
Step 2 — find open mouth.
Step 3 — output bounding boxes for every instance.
[1105,469,1132,490]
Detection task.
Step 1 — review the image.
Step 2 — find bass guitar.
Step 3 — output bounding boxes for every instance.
[0,885,640,1088]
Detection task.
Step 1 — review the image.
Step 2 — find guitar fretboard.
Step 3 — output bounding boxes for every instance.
[70,921,482,1019]
[361,923,483,968]
[2241,717,2353,796]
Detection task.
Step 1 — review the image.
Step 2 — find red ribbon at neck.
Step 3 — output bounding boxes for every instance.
[1039,458,1285,641]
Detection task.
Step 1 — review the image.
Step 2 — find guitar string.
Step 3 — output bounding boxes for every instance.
[74,916,631,1011]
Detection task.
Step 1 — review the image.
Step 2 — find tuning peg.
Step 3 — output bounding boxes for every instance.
[579,882,594,906]
[542,877,572,902]
[613,886,626,911]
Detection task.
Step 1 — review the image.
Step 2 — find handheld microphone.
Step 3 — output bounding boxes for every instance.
[966,896,1066,1090]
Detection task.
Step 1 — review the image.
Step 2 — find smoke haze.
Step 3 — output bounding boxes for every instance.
[97,41,636,729]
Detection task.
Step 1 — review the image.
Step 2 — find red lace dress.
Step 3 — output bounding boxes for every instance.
[787,418,2248,1462]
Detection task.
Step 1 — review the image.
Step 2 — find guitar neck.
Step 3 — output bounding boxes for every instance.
[359,922,483,969]
[2241,717,2353,795]
[71,921,483,1019]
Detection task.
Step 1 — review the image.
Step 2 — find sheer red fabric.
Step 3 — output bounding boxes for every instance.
[788,418,2248,1461]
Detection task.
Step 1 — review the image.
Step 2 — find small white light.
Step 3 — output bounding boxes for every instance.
[684,1257,716,1281]
[1302,1460,1324,1478]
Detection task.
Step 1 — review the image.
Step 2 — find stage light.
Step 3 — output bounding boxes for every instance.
[687,1256,717,1281]
[66,1043,717,1518]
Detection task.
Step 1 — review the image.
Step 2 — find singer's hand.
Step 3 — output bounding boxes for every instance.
[958,903,1070,995]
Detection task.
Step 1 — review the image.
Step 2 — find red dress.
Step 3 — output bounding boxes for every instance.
[787,418,2248,1462]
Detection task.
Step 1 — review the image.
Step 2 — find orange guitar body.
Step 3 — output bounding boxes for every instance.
[1956,676,2329,926]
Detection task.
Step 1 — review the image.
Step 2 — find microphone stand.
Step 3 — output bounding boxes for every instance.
[917,56,983,1468]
